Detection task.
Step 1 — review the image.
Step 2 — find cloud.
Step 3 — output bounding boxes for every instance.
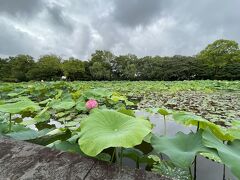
[46,4,74,33]
[112,0,162,27]
[0,0,239,59]
[0,20,39,56]
[0,0,43,17]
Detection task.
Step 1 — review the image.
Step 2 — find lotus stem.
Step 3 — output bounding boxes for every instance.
[115,147,119,164]
[223,140,226,180]
[197,122,200,131]
[163,115,166,135]
[9,113,12,132]
[193,122,200,180]
[223,164,226,180]
[136,157,140,169]
[193,156,197,180]
[120,147,123,167]
[110,147,116,164]
[189,166,193,179]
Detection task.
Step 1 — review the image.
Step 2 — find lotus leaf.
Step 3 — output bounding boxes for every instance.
[173,112,234,141]
[21,108,50,125]
[0,98,40,114]
[49,95,75,111]
[6,128,52,140]
[151,131,212,167]
[202,129,240,178]
[78,109,152,156]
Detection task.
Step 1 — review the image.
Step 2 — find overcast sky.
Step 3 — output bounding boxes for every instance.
[0,0,239,60]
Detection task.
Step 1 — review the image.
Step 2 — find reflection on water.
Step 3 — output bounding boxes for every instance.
[135,111,237,180]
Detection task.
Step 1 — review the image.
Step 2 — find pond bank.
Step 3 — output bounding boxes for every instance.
[0,136,170,180]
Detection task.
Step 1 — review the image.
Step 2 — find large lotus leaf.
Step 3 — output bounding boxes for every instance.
[6,128,52,140]
[78,109,152,156]
[151,131,211,167]
[0,98,40,114]
[202,129,240,178]
[49,95,75,111]
[173,112,234,141]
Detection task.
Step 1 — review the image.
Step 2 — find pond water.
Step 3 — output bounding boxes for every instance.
[134,111,237,180]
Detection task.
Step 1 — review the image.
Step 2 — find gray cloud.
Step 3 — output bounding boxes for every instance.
[46,5,74,33]
[0,0,239,59]
[0,20,38,56]
[0,0,43,17]
[112,0,162,27]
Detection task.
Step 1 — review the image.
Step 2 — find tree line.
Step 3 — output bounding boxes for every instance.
[0,39,240,82]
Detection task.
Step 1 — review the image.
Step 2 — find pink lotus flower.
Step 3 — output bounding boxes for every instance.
[86,99,98,110]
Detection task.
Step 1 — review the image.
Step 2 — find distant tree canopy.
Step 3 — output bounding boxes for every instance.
[0,39,240,82]
[197,39,240,78]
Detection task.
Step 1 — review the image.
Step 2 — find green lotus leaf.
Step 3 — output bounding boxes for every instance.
[49,95,75,111]
[173,111,212,128]
[146,108,160,114]
[83,88,112,100]
[122,148,144,162]
[151,131,211,167]
[95,153,111,162]
[227,128,240,140]
[0,123,29,134]
[231,120,240,128]
[29,128,71,146]
[0,123,9,134]
[6,128,52,140]
[76,100,87,112]
[173,112,234,141]
[202,129,240,178]
[111,94,127,102]
[117,108,135,117]
[157,108,172,116]
[0,98,40,114]
[49,140,83,154]
[78,109,152,156]
[21,108,50,125]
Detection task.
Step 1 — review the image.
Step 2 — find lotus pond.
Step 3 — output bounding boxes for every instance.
[0,81,239,180]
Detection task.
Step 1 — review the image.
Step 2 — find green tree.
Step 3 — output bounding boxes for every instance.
[9,55,35,82]
[27,55,63,81]
[112,54,138,80]
[197,39,239,77]
[89,50,115,80]
[0,58,11,81]
[89,62,110,80]
[62,58,85,80]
